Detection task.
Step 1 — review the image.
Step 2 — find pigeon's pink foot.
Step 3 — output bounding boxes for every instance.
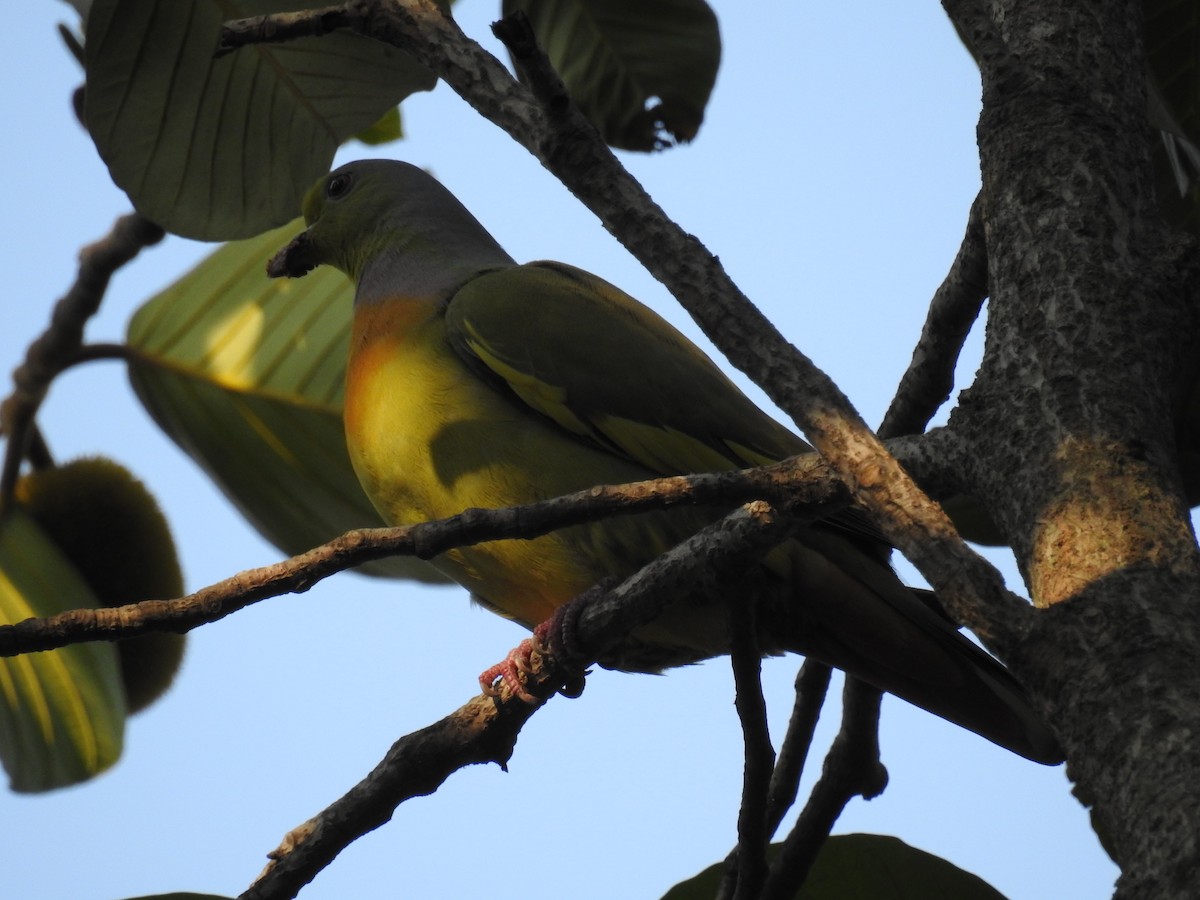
[479,587,602,702]
[478,632,545,704]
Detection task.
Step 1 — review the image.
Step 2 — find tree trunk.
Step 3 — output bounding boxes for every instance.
[945,1,1200,895]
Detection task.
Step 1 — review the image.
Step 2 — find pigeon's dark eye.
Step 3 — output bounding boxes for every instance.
[327,173,353,199]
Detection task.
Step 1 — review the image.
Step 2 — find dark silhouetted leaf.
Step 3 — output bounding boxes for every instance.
[504,0,720,150]
[1145,0,1200,236]
[660,834,1008,900]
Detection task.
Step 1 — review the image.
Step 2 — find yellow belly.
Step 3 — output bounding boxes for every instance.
[344,298,685,629]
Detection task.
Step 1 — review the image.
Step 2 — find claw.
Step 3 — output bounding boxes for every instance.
[478,637,543,704]
[479,580,614,702]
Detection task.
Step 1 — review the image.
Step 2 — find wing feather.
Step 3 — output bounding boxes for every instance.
[446,261,805,469]
[444,261,887,548]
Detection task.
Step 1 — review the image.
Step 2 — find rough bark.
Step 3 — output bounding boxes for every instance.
[944,1,1200,895]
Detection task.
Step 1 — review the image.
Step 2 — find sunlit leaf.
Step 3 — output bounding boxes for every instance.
[660,834,1008,900]
[503,0,721,151]
[356,107,405,146]
[0,509,126,792]
[84,0,435,239]
[126,220,450,584]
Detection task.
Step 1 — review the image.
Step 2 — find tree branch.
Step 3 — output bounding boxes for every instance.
[936,3,1200,892]
[0,213,163,505]
[745,183,990,900]
[879,193,988,438]
[766,662,833,829]
[0,457,840,657]
[761,679,887,900]
[729,593,774,900]
[238,501,791,900]
[751,196,990,884]
[216,7,354,53]
[240,692,541,900]
[715,659,835,900]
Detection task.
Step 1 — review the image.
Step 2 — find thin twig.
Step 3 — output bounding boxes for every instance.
[729,590,774,900]
[24,425,54,472]
[760,679,887,900]
[715,661,838,900]
[215,7,355,56]
[765,661,832,829]
[492,11,571,114]
[0,213,163,506]
[64,342,137,369]
[879,193,988,438]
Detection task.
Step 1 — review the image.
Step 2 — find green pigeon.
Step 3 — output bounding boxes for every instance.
[267,159,1062,764]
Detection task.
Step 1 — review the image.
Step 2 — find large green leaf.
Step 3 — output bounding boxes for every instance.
[84,0,435,240]
[126,220,449,584]
[660,834,1007,900]
[504,0,721,151]
[0,509,126,793]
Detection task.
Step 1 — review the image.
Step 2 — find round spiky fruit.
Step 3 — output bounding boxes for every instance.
[15,457,186,713]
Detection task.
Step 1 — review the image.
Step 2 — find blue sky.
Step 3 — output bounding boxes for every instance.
[2,2,1119,898]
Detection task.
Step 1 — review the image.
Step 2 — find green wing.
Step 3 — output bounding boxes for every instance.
[444,261,809,475]
[445,262,888,548]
